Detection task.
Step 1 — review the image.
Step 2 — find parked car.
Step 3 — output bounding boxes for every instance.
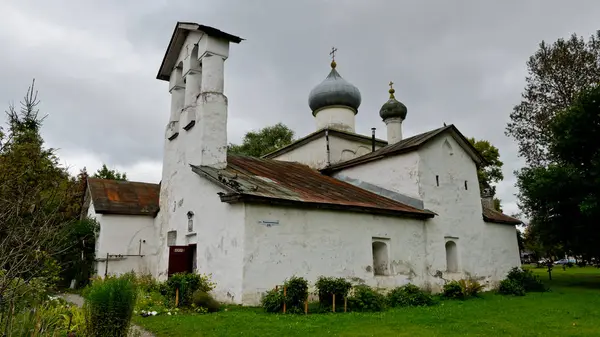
[554,258,576,265]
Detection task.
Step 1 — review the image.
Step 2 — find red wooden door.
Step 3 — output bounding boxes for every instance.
[168,245,192,277]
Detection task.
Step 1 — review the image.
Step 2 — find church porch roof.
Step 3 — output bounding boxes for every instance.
[87,178,160,216]
[192,155,435,219]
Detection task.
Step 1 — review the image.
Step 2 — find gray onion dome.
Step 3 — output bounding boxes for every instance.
[308,61,361,115]
[379,86,407,120]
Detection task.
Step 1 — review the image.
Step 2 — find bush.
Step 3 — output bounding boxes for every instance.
[505,267,546,292]
[192,290,220,313]
[83,274,138,337]
[387,284,435,307]
[459,279,484,297]
[261,276,308,314]
[442,281,465,299]
[261,288,284,313]
[497,279,525,296]
[347,285,386,312]
[314,276,352,310]
[163,272,215,307]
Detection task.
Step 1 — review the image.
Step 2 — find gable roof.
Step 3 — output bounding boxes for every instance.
[87,178,160,216]
[482,205,522,225]
[157,22,244,81]
[262,128,388,159]
[192,155,435,219]
[322,125,485,173]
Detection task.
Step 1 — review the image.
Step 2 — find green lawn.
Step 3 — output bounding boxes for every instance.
[134,267,600,336]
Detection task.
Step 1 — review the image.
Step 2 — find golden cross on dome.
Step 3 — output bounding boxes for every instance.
[389,81,394,89]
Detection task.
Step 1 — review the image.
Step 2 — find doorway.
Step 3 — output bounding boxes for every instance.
[167,244,197,277]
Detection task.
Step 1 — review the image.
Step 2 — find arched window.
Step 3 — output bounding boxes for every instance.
[445,241,458,272]
[372,241,389,276]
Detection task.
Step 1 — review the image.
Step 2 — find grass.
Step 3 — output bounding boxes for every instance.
[134,267,600,336]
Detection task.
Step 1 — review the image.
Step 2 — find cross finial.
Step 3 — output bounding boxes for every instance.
[388,81,396,99]
[329,47,338,68]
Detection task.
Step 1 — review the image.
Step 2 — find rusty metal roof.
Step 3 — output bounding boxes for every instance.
[323,125,485,172]
[482,205,522,225]
[87,178,160,216]
[192,155,435,218]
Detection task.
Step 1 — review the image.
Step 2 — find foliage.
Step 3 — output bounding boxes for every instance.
[192,290,220,313]
[459,279,485,298]
[498,279,526,296]
[55,218,99,289]
[468,137,504,197]
[505,267,546,292]
[228,123,295,157]
[347,285,386,312]
[163,273,215,307]
[517,85,600,261]
[261,288,284,313]
[83,273,138,337]
[506,30,600,167]
[93,163,127,181]
[387,284,435,307]
[133,268,600,336]
[314,276,352,310]
[442,281,465,300]
[261,276,308,314]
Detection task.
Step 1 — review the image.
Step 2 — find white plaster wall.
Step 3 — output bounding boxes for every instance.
[241,204,428,305]
[87,201,159,277]
[314,107,356,133]
[156,102,245,304]
[416,136,520,290]
[334,152,421,199]
[271,134,384,170]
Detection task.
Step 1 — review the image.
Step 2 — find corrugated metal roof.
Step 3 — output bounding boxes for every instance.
[193,155,435,218]
[482,206,522,225]
[87,178,159,216]
[323,125,485,172]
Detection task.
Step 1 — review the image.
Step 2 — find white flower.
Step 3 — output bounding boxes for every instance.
[167,312,172,315]
[151,311,157,316]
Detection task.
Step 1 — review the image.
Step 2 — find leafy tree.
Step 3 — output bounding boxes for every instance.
[506,31,600,167]
[228,123,295,157]
[93,164,127,181]
[0,80,77,307]
[517,85,600,261]
[468,137,504,211]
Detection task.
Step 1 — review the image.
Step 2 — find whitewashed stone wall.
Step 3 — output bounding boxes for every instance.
[88,201,159,277]
[241,204,428,305]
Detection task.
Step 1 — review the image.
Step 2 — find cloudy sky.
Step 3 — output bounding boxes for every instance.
[1,0,599,216]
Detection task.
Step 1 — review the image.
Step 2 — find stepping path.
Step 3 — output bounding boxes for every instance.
[60,293,155,337]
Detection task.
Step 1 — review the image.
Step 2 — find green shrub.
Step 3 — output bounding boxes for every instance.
[83,274,138,337]
[347,285,386,312]
[261,289,284,313]
[459,278,484,297]
[506,267,546,292]
[283,276,309,314]
[163,272,215,307]
[442,281,465,299]
[497,279,526,296]
[261,276,308,314]
[314,276,352,310]
[387,284,435,307]
[192,290,220,313]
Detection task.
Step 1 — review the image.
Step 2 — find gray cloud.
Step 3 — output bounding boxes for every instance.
[1,0,599,216]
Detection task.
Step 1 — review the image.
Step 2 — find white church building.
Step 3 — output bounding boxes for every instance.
[83,22,521,305]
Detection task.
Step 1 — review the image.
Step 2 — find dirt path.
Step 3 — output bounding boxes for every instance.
[60,293,155,337]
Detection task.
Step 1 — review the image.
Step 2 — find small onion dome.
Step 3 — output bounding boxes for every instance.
[308,61,362,115]
[379,85,407,120]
